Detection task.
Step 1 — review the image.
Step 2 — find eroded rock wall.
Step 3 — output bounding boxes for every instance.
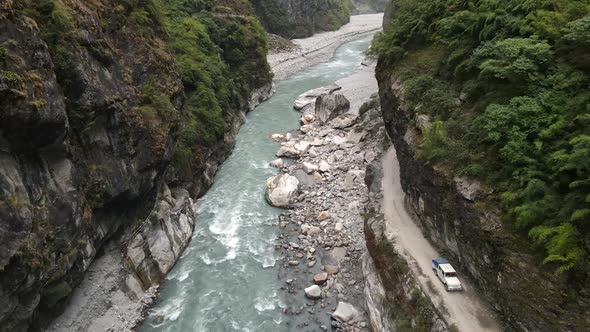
[0,1,272,330]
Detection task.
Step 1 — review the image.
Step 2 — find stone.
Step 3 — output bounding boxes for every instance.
[347,130,366,144]
[301,224,321,236]
[294,141,311,153]
[454,176,482,201]
[332,136,347,145]
[276,146,300,158]
[314,272,329,285]
[270,158,284,168]
[330,113,357,129]
[334,223,344,232]
[305,285,322,299]
[303,162,319,174]
[271,133,284,142]
[310,138,324,146]
[318,211,331,221]
[343,170,365,190]
[265,174,300,208]
[300,124,314,133]
[293,84,341,110]
[301,113,316,124]
[324,265,340,275]
[289,260,300,266]
[332,302,359,323]
[315,94,350,125]
[319,161,331,172]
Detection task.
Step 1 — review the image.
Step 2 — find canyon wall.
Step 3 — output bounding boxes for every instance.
[0,0,272,330]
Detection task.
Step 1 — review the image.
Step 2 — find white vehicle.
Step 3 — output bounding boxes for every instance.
[432,258,463,291]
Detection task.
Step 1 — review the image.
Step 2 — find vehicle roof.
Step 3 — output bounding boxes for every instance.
[433,258,449,265]
[439,263,457,274]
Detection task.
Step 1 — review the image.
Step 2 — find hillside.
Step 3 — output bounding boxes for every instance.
[373,0,590,330]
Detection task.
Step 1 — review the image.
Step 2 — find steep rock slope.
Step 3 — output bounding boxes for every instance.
[251,0,352,38]
[373,0,590,330]
[351,0,387,14]
[0,0,271,330]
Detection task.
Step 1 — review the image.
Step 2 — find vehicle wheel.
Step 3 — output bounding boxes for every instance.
[446,285,450,292]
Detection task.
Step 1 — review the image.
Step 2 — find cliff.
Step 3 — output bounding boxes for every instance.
[0,0,271,330]
[251,0,352,38]
[373,1,590,330]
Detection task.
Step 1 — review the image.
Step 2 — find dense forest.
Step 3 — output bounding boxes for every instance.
[373,0,590,274]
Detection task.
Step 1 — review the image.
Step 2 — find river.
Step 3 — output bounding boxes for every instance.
[141,36,373,332]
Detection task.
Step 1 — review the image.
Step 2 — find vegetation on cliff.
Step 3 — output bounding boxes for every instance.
[373,0,590,274]
[251,0,352,38]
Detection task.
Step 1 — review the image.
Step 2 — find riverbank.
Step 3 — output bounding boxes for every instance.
[269,14,383,81]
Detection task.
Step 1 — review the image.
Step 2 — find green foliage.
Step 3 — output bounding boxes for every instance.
[2,70,22,87]
[0,47,8,63]
[123,0,167,35]
[136,77,177,127]
[251,0,294,37]
[374,0,590,273]
[164,0,271,177]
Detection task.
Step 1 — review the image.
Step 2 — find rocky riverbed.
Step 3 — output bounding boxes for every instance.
[266,87,388,331]
[268,14,383,81]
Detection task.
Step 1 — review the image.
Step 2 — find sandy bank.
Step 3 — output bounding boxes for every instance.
[269,14,384,81]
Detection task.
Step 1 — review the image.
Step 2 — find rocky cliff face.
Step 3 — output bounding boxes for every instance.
[375,33,590,332]
[251,0,352,38]
[0,0,272,330]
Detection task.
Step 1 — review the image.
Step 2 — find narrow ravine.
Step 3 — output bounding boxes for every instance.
[141,37,375,331]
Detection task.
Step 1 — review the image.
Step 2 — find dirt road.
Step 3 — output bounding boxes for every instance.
[381,147,501,332]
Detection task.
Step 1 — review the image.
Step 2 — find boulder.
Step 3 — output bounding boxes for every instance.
[294,141,311,154]
[314,272,329,285]
[330,113,357,129]
[270,158,284,168]
[303,162,319,174]
[301,224,321,236]
[301,113,316,124]
[332,135,346,145]
[276,146,300,158]
[293,84,341,110]
[305,285,322,299]
[332,302,359,322]
[334,222,344,232]
[319,161,331,172]
[271,133,284,142]
[318,211,331,221]
[324,265,340,275]
[300,124,314,133]
[315,94,350,125]
[265,174,300,208]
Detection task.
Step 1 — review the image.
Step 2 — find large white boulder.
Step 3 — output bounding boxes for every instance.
[332,302,360,322]
[265,173,300,207]
[305,285,322,299]
[315,94,350,125]
[293,84,341,110]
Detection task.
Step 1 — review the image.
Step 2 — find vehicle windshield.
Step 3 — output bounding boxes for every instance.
[446,272,456,277]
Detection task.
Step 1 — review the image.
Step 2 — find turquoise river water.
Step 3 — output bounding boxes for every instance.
[141,36,373,332]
